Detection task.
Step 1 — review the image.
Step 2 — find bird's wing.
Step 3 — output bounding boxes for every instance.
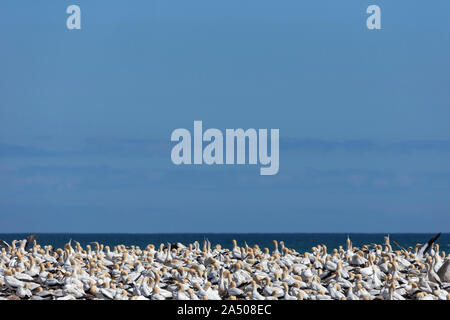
[25,234,38,250]
[418,233,441,257]
[0,239,11,248]
[319,270,332,280]
[392,240,406,252]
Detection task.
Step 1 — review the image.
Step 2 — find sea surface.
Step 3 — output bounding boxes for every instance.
[0,233,449,253]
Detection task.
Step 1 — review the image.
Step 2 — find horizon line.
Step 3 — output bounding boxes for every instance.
[0,232,447,235]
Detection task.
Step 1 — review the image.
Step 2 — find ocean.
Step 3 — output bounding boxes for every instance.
[0,233,449,253]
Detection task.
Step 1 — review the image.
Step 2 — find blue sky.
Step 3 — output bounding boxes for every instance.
[0,1,450,232]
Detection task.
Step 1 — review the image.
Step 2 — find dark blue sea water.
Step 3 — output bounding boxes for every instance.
[0,233,449,253]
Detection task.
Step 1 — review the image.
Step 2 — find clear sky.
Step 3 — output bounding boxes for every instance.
[1,0,449,232]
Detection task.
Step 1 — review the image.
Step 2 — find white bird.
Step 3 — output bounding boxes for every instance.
[0,235,448,301]
[16,283,32,298]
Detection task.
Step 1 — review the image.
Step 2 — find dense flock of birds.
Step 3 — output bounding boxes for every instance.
[0,234,449,300]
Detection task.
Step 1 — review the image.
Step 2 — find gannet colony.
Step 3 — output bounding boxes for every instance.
[0,234,449,300]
